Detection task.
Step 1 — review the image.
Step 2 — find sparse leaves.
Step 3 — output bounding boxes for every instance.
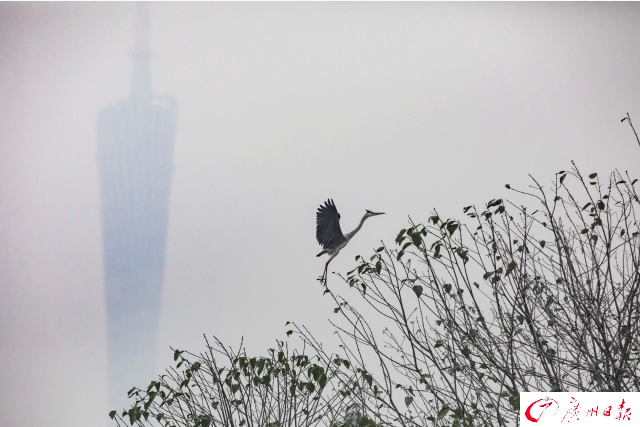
[109,335,359,427]
[305,165,640,427]
[111,164,640,427]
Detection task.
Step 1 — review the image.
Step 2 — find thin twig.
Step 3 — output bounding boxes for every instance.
[621,112,640,148]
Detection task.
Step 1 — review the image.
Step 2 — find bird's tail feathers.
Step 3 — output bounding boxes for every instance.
[317,249,327,257]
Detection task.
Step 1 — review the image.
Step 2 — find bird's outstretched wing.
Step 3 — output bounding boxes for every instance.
[316,199,346,249]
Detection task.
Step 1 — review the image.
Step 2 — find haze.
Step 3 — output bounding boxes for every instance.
[1,2,640,426]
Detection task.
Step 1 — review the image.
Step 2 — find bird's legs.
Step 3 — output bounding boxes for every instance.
[320,252,339,285]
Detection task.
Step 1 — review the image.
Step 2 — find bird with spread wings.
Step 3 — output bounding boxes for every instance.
[315,199,384,283]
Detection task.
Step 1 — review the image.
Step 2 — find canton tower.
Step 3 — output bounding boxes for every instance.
[97,3,176,409]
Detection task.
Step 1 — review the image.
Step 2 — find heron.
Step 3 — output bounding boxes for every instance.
[316,199,385,283]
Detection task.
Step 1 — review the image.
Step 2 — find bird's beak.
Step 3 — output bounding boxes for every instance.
[373,212,385,216]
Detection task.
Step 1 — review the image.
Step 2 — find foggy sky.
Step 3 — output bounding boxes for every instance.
[2,2,640,426]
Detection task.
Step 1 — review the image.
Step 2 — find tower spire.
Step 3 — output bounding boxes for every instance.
[131,2,151,100]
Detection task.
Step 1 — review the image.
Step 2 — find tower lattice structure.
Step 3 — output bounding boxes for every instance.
[97,2,176,410]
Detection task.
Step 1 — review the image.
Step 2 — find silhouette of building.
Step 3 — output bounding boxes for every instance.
[97,3,176,409]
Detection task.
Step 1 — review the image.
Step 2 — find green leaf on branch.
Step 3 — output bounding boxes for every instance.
[446,222,459,236]
[360,370,373,387]
[397,241,412,260]
[412,285,423,298]
[359,416,377,427]
[431,241,442,259]
[505,260,517,276]
[461,346,471,358]
[509,395,520,411]
[262,374,271,387]
[437,406,450,420]
[411,232,422,248]
[405,396,414,406]
[455,248,469,264]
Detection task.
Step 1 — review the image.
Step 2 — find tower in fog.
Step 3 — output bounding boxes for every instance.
[97,3,176,408]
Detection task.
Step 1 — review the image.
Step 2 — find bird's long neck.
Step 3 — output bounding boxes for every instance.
[345,214,368,241]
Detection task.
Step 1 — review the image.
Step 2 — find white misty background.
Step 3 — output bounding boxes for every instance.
[1,3,640,427]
